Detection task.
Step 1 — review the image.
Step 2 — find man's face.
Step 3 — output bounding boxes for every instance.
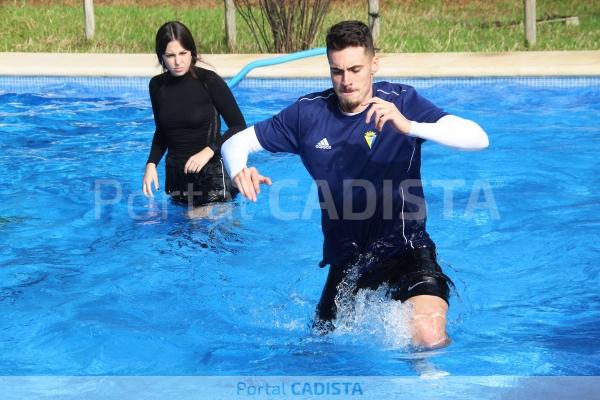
[328,46,379,113]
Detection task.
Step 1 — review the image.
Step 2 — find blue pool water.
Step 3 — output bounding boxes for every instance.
[0,76,599,388]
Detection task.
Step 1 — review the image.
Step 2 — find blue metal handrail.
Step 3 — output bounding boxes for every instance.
[227,47,326,88]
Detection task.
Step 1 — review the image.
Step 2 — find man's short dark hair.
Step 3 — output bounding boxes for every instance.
[326,20,375,56]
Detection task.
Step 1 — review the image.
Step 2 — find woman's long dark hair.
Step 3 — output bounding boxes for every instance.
[155,21,199,78]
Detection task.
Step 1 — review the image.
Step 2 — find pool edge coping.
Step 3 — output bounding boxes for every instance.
[1,51,599,78]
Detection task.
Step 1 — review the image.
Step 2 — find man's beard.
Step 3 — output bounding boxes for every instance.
[338,97,361,113]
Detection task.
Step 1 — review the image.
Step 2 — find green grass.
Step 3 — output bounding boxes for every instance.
[1,0,599,53]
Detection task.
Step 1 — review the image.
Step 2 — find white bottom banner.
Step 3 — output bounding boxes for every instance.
[1,376,599,400]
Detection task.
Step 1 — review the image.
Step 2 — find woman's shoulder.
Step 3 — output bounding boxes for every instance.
[149,72,169,88]
[194,66,226,85]
[150,71,169,81]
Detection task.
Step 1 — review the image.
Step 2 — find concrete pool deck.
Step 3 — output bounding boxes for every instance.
[0,51,599,78]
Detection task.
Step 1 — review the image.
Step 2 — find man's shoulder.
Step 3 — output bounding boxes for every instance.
[296,88,336,105]
[373,81,416,99]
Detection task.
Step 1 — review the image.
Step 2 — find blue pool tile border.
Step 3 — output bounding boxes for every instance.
[1,76,599,97]
[237,76,600,89]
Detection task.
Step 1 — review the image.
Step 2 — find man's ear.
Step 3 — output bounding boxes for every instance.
[371,56,380,75]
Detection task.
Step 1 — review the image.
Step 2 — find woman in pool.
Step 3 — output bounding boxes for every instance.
[142,21,245,212]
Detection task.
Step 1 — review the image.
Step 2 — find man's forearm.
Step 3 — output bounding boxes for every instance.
[409,115,489,150]
[221,126,265,178]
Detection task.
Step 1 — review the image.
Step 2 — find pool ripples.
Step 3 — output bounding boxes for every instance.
[1,79,599,376]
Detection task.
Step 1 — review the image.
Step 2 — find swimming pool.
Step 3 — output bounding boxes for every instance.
[0,76,599,398]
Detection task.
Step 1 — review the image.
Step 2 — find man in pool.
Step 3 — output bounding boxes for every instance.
[221,20,489,349]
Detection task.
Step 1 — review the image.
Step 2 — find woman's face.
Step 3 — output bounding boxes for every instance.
[162,40,192,77]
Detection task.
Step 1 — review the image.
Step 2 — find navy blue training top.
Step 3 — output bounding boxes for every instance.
[255,81,448,267]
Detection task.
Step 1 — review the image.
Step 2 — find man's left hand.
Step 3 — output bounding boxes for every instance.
[363,97,412,134]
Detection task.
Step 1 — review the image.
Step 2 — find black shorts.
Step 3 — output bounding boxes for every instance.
[315,246,453,324]
[165,157,238,207]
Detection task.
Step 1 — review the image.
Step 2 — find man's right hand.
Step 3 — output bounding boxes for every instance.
[233,167,272,202]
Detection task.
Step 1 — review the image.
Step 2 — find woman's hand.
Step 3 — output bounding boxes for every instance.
[143,163,160,198]
[184,146,215,174]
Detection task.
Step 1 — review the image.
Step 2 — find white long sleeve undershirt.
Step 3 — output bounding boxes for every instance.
[409,114,489,150]
[222,125,262,179]
[222,114,489,179]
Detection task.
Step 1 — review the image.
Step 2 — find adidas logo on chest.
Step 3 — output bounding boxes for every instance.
[315,138,331,150]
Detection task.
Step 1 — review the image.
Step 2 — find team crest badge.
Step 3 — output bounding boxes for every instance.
[364,130,377,149]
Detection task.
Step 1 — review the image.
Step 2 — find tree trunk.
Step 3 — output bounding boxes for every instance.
[83,0,95,41]
[368,0,380,46]
[524,0,536,47]
[224,0,236,52]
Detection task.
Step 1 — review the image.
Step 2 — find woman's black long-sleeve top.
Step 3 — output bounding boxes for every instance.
[146,66,246,165]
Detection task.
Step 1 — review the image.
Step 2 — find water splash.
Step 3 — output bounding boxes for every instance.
[329,256,414,349]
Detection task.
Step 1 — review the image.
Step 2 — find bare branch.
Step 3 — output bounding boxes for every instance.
[234,0,330,53]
